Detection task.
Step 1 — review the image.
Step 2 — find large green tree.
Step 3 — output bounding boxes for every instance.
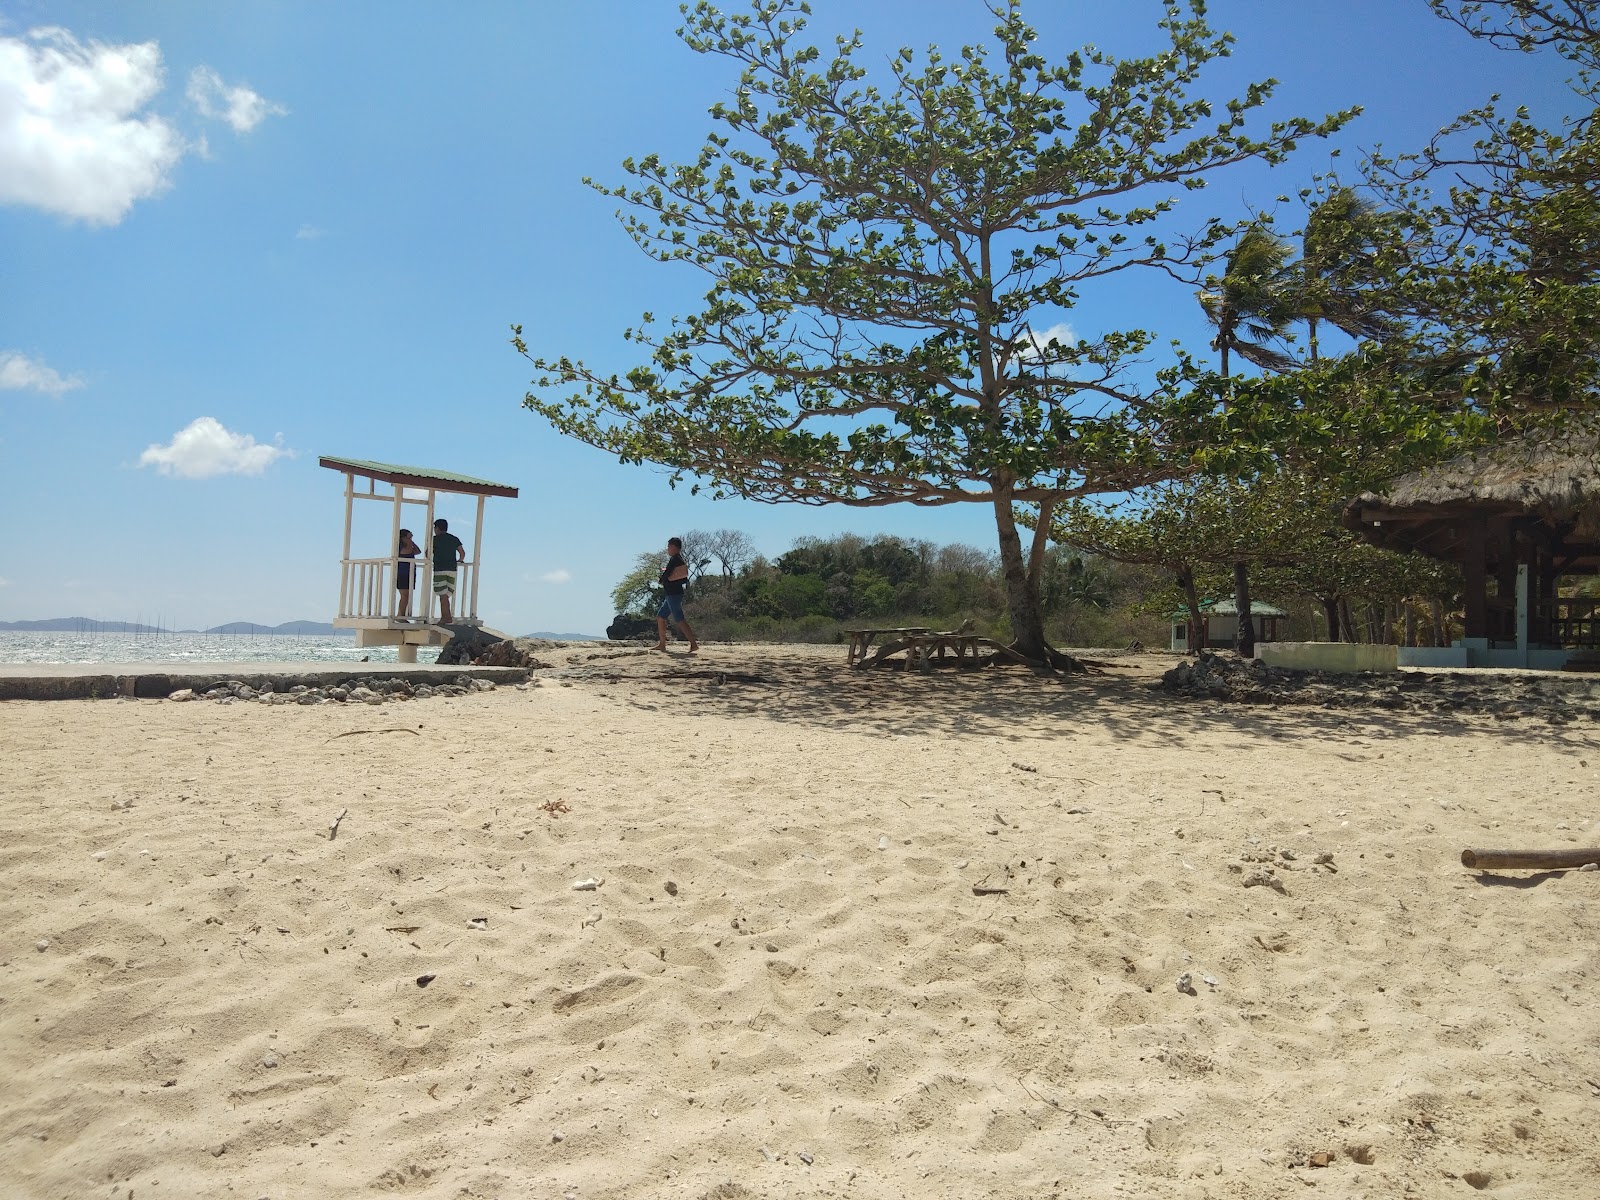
[516,0,1353,667]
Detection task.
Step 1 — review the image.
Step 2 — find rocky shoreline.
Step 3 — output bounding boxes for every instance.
[1162,649,1600,723]
[167,674,517,705]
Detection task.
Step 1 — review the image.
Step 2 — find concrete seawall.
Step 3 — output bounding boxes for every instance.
[0,661,530,701]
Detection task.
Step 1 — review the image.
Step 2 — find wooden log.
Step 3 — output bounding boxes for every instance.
[1460,847,1600,870]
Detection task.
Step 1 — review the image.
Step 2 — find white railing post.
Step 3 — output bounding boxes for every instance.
[469,494,485,622]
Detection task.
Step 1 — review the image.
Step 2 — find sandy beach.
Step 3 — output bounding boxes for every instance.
[3,642,1598,1199]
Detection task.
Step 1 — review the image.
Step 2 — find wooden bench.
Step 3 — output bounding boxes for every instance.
[845,626,931,666]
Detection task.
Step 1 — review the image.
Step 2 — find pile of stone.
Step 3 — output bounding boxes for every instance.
[1162,649,1600,723]
[167,676,502,705]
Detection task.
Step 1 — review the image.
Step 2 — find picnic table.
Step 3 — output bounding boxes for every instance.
[845,626,931,666]
[848,622,1035,671]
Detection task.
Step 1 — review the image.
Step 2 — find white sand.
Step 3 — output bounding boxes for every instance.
[3,643,1598,1199]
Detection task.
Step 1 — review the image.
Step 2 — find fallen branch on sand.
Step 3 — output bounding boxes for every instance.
[328,808,348,840]
[326,728,420,742]
[1461,847,1600,871]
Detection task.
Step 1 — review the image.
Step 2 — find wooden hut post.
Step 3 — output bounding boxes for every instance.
[1463,515,1488,640]
[388,484,404,621]
[339,472,355,619]
[469,493,486,623]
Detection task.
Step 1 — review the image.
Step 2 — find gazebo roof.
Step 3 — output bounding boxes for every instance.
[319,456,519,498]
[1342,422,1600,571]
[1171,599,1289,618]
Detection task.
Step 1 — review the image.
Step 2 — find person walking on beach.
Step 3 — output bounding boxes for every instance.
[395,528,421,619]
[655,536,699,653]
[431,518,466,625]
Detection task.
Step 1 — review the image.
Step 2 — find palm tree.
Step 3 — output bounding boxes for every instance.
[1299,187,1401,361]
[1198,228,1300,379]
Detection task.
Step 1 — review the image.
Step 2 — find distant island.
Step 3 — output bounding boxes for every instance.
[0,617,351,636]
[0,617,605,639]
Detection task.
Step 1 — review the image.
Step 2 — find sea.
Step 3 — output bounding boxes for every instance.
[0,631,441,666]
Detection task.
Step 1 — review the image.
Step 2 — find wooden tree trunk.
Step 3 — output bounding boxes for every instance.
[1233,561,1255,658]
[1178,567,1205,652]
[1432,597,1448,646]
[1340,599,1358,643]
[1321,597,1340,642]
[1403,603,1418,648]
[993,491,1049,664]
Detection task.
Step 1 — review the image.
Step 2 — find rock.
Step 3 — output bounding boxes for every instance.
[35,939,49,952]
[416,973,436,988]
[1308,1150,1334,1168]
[261,1054,279,1069]
[1242,870,1289,895]
[606,613,656,641]
[664,881,679,897]
[437,626,504,665]
[168,689,195,702]
[1176,972,1196,996]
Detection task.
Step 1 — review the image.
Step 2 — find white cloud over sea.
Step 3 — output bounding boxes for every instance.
[0,26,283,225]
[541,568,572,585]
[0,351,84,396]
[138,416,291,479]
[186,66,285,134]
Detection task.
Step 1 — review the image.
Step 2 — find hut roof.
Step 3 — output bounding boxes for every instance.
[1170,599,1289,619]
[319,456,519,498]
[1343,422,1600,571]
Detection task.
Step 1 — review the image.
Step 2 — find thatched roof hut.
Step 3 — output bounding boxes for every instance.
[1344,423,1600,573]
[1343,423,1599,648]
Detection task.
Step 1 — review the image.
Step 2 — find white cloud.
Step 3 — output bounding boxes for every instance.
[0,350,84,396]
[0,575,10,588]
[1017,322,1077,360]
[295,223,325,240]
[138,416,291,479]
[541,568,572,585]
[186,66,284,134]
[0,27,185,224]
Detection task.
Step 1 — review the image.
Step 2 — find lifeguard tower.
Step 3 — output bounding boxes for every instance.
[320,457,519,662]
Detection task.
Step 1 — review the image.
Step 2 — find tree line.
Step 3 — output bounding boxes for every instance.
[521,1,1598,666]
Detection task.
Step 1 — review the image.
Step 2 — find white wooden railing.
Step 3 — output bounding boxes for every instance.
[337,556,477,623]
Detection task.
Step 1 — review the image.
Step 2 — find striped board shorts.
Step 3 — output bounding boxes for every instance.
[432,571,457,596]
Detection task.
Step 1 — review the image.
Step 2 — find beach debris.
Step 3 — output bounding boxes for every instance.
[168,689,195,702]
[211,1143,227,1157]
[261,1053,279,1069]
[1203,975,1218,989]
[328,727,419,741]
[760,1146,776,1162]
[1176,973,1197,996]
[877,836,890,851]
[92,852,107,861]
[799,1151,815,1165]
[581,911,602,930]
[571,877,603,891]
[1065,807,1091,815]
[35,939,48,952]
[994,811,1010,826]
[1582,863,1599,872]
[955,859,969,869]
[971,884,1010,896]
[328,808,349,841]
[110,798,134,811]
[664,881,679,896]
[467,917,489,931]
[1242,870,1289,895]
[1010,761,1038,774]
[1309,1151,1335,1168]
[540,799,571,817]
[1460,847,1600,870]
[551,1130,566,1143]
[416,973,436,988]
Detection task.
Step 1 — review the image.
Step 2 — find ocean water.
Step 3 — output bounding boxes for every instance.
[0,631,441,666]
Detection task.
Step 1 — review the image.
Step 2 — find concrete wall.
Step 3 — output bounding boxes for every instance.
[1256,642,1398,673]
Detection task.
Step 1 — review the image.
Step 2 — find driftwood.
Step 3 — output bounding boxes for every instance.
[1461,847,1600,870]
[328,808,349,841]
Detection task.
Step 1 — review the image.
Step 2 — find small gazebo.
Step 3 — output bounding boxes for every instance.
[1343,424,1600,669]
[320,457,519,662]
[1169,598,1288,652]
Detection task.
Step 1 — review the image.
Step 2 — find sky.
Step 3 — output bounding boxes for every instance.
[0,1,1585,635]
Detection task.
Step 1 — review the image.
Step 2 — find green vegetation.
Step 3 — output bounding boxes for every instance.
[518,0,1353,667]
[612,531,1170,648]
[529,3,1600,664]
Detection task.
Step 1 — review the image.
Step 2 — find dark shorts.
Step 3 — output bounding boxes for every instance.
[657,593,685,622]
[396,564,413,590]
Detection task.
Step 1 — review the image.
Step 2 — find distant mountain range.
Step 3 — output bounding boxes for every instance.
[0,617,605,639]
[0,617,350,636]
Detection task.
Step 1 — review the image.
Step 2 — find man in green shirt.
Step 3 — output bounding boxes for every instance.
[431,518,466,625]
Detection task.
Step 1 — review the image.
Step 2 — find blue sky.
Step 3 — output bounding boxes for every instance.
[0,1,1583,635]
